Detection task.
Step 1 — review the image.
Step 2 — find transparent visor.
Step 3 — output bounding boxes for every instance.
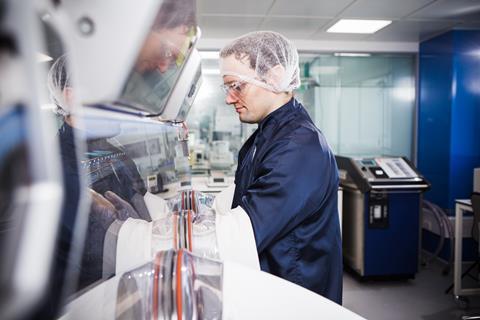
[115,249,223,320]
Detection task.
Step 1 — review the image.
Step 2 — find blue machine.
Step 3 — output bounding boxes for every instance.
[336,156,430,278]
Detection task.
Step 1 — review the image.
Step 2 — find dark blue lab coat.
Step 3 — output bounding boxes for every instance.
[232,98,343,304]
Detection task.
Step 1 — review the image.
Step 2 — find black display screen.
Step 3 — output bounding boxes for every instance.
[361,159,376,166]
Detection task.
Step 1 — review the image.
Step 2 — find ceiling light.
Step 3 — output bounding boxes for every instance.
[327,19,392,34]
[41,103,56,110]
[36,53,53,62]
[202,68,220,75]
[199,51,219,60]
[310,66,339,75]
[334,53,371,57]
[392,87,415,102]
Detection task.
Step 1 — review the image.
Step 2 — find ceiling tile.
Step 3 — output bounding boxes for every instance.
[409,0,480,22]
[198,0,480,44]
[268,0,354,17]
[260,17,330,39]
[341,0,434,19]
[365,20,457,42]
[199,15,264,38]
[198,0,274,15]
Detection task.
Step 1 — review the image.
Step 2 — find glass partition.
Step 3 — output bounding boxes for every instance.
[76,108,189,288]
[188,52,416,170]
[0,104,31,291]
[38,1,202,314]
[186,58,257,176]
[296,53,416,159]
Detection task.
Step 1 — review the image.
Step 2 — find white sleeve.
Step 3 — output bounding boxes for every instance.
[213,184,235,215]
[216,206,260,270]
[143,191,169,221]
[115,218,152,274]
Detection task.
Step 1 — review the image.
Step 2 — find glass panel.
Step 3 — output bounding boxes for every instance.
[0,104,31,286]
[38,17,83,317]
[118,0,198,114]
[152,190,219,260]
[296,53,416,159]
[50,101,190,303]
[187,52,416,176]
[74,109,189,291]
[115,250,223,320]
[41,15,192,304]
[186,69,257,176]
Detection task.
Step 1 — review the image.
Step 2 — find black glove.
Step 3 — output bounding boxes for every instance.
[89,189,117,219]
[104,190,139,220]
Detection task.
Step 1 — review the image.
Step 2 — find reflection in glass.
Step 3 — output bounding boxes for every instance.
[75,112,188,290]
[47,53,189,290]
[151,209,218,260]
[41,0,201,314]
[186,72,256,176]
[151,190,218,259]
[116,250,223,320]
[0,104,30,279]
[119,0,198,114]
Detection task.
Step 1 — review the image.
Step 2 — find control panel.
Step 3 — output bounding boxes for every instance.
[336,155,430,192]
[355,157,418,181]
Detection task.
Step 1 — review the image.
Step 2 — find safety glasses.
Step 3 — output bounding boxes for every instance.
[220,80,247,97]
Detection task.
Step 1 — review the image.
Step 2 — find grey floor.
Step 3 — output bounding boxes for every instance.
[342,256,480,320]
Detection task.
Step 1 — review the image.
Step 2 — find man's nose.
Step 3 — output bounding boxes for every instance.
[156,56,176,73]
[225,91,237,105]
[156,61,170,73]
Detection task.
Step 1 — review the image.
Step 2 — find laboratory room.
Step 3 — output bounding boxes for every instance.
[1,0,480,319]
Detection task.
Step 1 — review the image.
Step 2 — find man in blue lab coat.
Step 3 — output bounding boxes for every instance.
[219,31,343,304]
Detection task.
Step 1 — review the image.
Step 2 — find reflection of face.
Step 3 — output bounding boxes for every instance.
[136,25,189,73]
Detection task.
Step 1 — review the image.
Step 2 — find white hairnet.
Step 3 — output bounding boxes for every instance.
[46,54,71,116]
[219,31,300,93]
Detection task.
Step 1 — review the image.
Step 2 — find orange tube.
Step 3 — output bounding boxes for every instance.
[187,210,193,251]
[173,214,178,250]
[152,252,162,320]
[176,250,183,320]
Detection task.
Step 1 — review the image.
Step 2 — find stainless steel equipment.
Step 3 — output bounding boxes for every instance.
[336,156,430,278]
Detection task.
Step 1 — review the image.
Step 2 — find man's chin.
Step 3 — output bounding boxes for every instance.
[238,115,255,124]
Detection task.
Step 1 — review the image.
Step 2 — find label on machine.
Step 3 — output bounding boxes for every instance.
[375,158,418,179]
[368,193,389,228]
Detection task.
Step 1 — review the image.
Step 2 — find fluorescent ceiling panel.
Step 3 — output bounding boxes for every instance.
[327,19,392,34]
[37,53,53,62]
[334,52,371,57]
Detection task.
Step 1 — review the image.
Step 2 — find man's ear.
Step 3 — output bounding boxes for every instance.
[63,87,75,109]
[266,64,286,90]
[176,24,189,35]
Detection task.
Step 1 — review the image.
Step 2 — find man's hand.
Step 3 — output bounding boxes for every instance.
[89,189,117,219]
[104,190,138,220]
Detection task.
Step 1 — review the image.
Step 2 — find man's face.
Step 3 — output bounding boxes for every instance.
[223,75,276,124]
[136,26,189,73]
